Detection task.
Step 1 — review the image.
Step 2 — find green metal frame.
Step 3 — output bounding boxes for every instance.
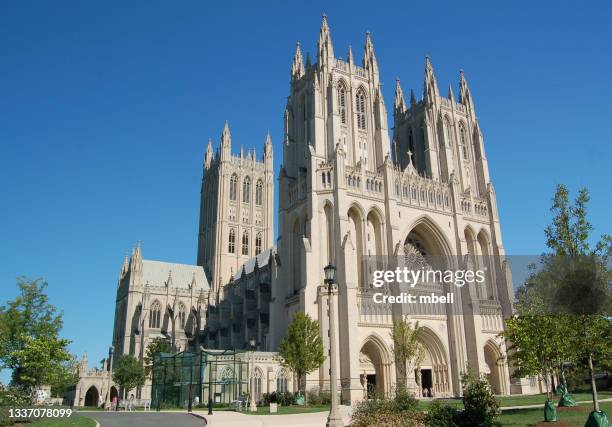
[151,348,249,409]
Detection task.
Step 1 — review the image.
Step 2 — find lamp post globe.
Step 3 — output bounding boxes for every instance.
[324,264,336,284]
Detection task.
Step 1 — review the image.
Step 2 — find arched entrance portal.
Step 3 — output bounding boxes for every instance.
[415,328,451,398]
[484,341,504,395]
[84,386,99,407]
[359,335,391,399]
[109,386,118,402]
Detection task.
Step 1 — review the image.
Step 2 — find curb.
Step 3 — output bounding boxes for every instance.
[189,411,208,425]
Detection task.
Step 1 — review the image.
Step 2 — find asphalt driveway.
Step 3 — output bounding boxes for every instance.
[88,411,205,427]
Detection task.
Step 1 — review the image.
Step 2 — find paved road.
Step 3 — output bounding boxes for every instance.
[88,412,205,427]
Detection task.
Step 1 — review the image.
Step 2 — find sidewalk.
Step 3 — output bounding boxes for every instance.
[192,405,352,427]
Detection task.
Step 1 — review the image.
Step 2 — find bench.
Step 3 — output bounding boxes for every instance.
[112,398,151,411]
[229,396,248,411]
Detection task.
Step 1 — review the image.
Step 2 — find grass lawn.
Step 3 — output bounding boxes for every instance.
[29,415,97,427]
[496,391,612,408]
[499,401,611,426]
[416,391,612,410]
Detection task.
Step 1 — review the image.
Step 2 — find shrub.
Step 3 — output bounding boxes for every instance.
[425,400,460,427]
[319,390,332,405]
[306,388,332,406]
[392,390,419,412]
[277,391,295,406]
[457,371,500,427]
[262,392,277,405]
[351,393,425,427]
[306,389,322,405]
[0,385,30,406]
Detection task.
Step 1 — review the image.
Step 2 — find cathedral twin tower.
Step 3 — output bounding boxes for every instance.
[198,16,517,400]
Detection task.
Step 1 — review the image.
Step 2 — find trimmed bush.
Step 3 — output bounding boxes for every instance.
[425,400,460,427]
[351,393,425,427]
[457,372,500,427]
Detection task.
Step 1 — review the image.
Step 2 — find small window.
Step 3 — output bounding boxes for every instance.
[255,233,262,256]
[255,180,263,205]
[149,301,161,329]
[229,229,236,253]
[229,174,238,201]
[243,176,251,203]
[356,90,367,130]
[338,84,347,124]
[459,125,468,160]
[242,231,249,255]
[178,303,186,328]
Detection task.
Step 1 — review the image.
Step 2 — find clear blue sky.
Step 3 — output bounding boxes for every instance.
[1,1,610,380]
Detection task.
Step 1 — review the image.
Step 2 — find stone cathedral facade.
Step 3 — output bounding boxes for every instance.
[77,16,546,406]
[205,16,545,401]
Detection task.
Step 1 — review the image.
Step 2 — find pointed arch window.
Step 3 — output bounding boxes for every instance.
[459,124,468,160]
[356,90,367,130]
[277,368,290,393]
[242,231,249,255]
[228,228,236,253]
[338,84,347,124]
[178,303,186,328]
[444,117,454,148]
[243,176,251,203]
[149,301,161,329]
[255,232,262,255]
[229,174,238,201]
[255,180,263,205]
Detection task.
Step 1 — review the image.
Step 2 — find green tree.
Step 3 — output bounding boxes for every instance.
[502,313,574,400]
[0,277,74,399]
[508,184,611,419]
[143,338,173,377]
[0,278,63,374]
[545,185,611,415]
[390,317,424,392]
[113,355,146,399]
[10,335,72,396]
[48,357,79,398]
[279,313,325,396]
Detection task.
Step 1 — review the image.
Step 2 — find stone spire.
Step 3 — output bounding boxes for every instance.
[423,55,439,104]
[394,78,406,113]
[264,130,273,156]
[410,88,417,106]
[363,31,379,82]
[291,42,305,79]
[131,241,142,273]
[317,14,334,67]
[448,84,455,102]
[204,138,214,169]
[221,121,231,160]
[459,69,475,115]
[121,253,129,276]
[347,45,354,66]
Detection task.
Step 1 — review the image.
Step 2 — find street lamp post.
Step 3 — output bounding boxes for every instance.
[324,264,343,427]
[249,338,257,412]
